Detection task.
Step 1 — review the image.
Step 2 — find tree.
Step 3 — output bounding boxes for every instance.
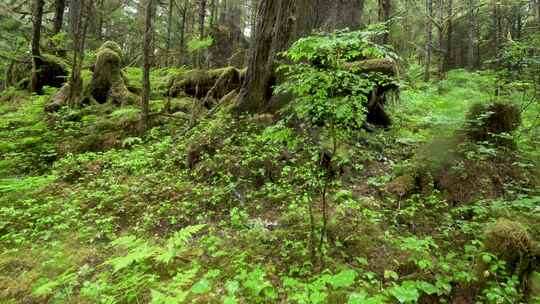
[378,0,391,44]
[30,0,44,93]
[68,0,88,106]
[237,0,366,113]
[468,0,476,69]
[424,0,433,81]
[141,0,155,133]
[52,0,66,35]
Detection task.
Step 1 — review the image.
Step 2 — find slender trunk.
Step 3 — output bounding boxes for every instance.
[97,0,104,41]
[52,0,66,34]
[199,0,207,38]
[166,0,174,66]
[538,0,540,30]
[198,0,207,68]
[378,0,391,44]
[30,0,44,93]
[444,0,453,71]
[424,0,433,81]
[141,0,154,133]
[68,0,88,107]
[467,0,475,69]
[179,1,187,65]
[210,0,216,27]
[437,0,444,82]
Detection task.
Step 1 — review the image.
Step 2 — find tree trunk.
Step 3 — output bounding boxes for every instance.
[141,0,154,133]
[68,0,88,107]
[444,0,453,71]
[468,0,475,69]
[424,0,433,81]
[179,0,187,65]
[30,0,44,94]
[236,0,292,113]
[166,0,174,66]
[437,0,445,81]
[378,0,391,44]
[237,0,367,113]
[97,0,104,41]
[199,0,207,38]
[52,0,66,34]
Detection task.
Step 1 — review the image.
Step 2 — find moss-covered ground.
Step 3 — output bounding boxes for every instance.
[0,69,539,303]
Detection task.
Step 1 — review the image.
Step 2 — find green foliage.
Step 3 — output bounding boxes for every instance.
[276,27,397,131]
[187,36,214,53]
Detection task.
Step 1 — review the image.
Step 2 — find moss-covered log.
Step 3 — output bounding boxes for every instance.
[5,54,68,92]
[167,67,244,103]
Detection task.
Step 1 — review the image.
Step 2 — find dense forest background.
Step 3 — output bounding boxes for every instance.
[0,0,539,303]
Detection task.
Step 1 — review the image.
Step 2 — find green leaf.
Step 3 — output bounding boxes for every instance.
[191,278,212,294]
[329,269,357,289]
[384,270,399,281]
[388,281,420,303]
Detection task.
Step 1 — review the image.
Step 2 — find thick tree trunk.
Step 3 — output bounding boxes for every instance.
[30,0,44,93]
[236,0,292,113]
[237,0,366,113]
[52,0,66,34]
[141,0,154,133]
[424,0,433,81]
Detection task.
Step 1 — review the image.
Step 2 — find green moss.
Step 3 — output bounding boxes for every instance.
[98,41,123,60]
[483,219,536,278]
[466,102,521,146]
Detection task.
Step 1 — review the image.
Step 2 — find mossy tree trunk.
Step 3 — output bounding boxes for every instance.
[30,0,44,94]
[52,0,66,35]
[68,0,88,107]
[237,0,367,113]
[141,0,155,133]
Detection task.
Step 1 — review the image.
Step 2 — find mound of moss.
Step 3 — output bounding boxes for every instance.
[466,102,521,146]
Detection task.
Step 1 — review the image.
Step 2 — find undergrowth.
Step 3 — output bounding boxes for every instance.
[0,68,539,303]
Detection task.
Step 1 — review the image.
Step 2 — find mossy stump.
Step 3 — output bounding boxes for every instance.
[45,41,137,112]
[466,102,521,146]
[482,219,536,280]
[86,41,136,105]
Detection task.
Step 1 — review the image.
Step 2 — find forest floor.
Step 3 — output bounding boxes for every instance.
[0,69,539,303]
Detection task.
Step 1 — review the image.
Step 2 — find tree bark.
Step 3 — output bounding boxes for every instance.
[444,0,453,71]
[424,0,433,81]
[468,0,475,69]
[237,0,366,113]
[52,0,66,34]
[179,0,187,65]
[199,0,207,38]
[378,0,391,44]
[30,0,44,93]
[166,0,174,66]
[141,0,154,133]
[437,0,444,81]
[236,0,291,113]
[68,0,88,107]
